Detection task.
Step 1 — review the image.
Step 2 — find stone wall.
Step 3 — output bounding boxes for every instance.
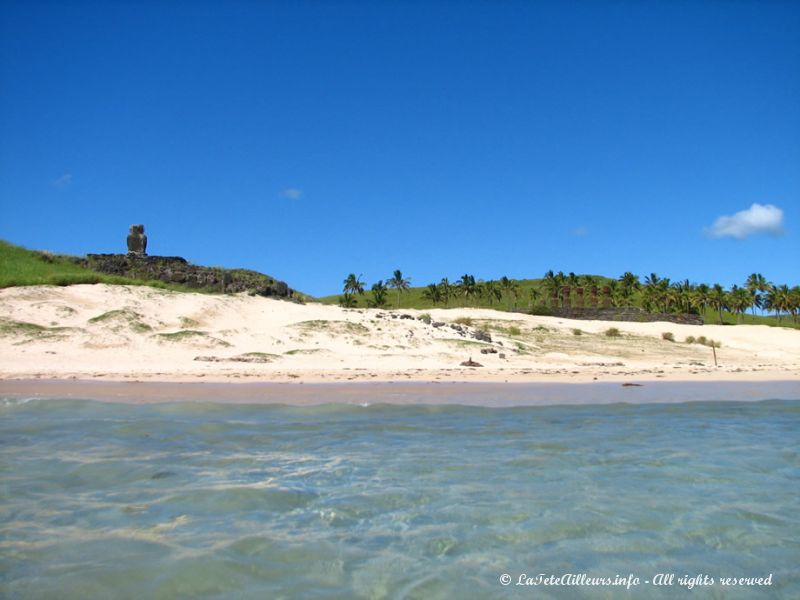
[524,306,704,325]
[77,254,294,298]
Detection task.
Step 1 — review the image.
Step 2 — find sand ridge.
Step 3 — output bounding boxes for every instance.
[0,284,798,384]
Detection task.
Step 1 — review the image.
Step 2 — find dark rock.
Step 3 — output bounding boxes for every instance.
[498,353,506,359]
[471,330,492,343]
[151,471,176,479]
[480,347,498,354]
[622,383,643,387]
[460,358,483,367]
[127,224,148,255]
[432,321,445,328]
[399,314,414,320]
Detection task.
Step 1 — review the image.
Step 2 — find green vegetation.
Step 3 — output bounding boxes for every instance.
[452,317,473,327]
[156,330,231,347]
[319,267,799,329]
[572,328,583,336]
[688,335,721,348]
[0,318,82,342]
[0,240,311,301]
[0,240,190,290]
[605,327,621,337]
[662,332,675,342]
[292,320,370,335]
[88,309,152,332]
[0,318,47,336]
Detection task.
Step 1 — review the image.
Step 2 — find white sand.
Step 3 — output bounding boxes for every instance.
[1,284,798,384]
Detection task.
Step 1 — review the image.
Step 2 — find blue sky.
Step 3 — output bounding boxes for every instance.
[1,0,798,297]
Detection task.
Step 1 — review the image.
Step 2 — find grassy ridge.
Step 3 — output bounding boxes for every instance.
[1,240,217,293]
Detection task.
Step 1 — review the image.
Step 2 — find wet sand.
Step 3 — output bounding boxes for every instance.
[2,378,798,406]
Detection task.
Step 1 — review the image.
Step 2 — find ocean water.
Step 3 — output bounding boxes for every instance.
[1,396,799,599]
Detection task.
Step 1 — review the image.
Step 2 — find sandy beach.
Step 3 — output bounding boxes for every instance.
[1,284,798,386]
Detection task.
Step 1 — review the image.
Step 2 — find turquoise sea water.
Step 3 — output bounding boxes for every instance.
[1,396,799,599]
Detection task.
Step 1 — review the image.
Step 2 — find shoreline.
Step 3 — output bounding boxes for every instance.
[2,285,798,396]
[2,377,798,406]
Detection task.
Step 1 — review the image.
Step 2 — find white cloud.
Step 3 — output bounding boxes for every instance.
[52,173,72,188]
[571,226,589,237]
[282,188,303,200]
[706,203,784,239]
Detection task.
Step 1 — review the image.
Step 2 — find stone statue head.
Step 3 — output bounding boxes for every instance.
[127,224,148,254]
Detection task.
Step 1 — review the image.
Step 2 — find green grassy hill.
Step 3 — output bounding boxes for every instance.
[0,240,169,289]
[0,240,311,299]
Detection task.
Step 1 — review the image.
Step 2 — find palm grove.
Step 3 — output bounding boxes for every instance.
[337,270,800,326]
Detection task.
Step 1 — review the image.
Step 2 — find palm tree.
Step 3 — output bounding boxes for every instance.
[528,286,541,309]
[387,269,410,309]
[343,273,365,296]
[691,283,711,318]
[481,280,501,306]
[568,272,579,288]
[458,274,476,306]
[543,271,559,305]
[766,284,791,322]
[745,273,770,316]
[710,283,727,324]
[422,283,442,305]
[439,277,453,307]
[728,285,751,323]
[790,286,800,323]
[368,280,388,308]
[618,272,640,307]
[498,276,518,310]
[338,293,357,308]
[673,279,694,313]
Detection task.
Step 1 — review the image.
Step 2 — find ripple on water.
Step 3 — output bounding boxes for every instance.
[1,397,799,599]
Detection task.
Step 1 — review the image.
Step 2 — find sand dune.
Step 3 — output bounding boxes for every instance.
[1,284,798,383]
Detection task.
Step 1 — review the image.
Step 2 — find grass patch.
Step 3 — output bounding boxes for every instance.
[284,348,325,355]
[571,328,582,336]
[0,318,83,342]
[88,309,152,333]
[292,320,370,335]
[156,330,231,347]
[605,327,621,337]
[685,335,696,344]
[452,317,473,327]
[179,317,200,328]
[0,318,47,335]
[662,331,675,342]
[449,339,487,348]
[232,352,280,363]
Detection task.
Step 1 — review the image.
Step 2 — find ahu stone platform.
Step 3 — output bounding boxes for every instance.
[78,254,295,298]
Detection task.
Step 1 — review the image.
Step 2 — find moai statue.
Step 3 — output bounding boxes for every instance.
[589,286,598,308]
[561,287,571,308]
[127,224,148,255]
[575,287,584,309]
[602,286,612,308]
